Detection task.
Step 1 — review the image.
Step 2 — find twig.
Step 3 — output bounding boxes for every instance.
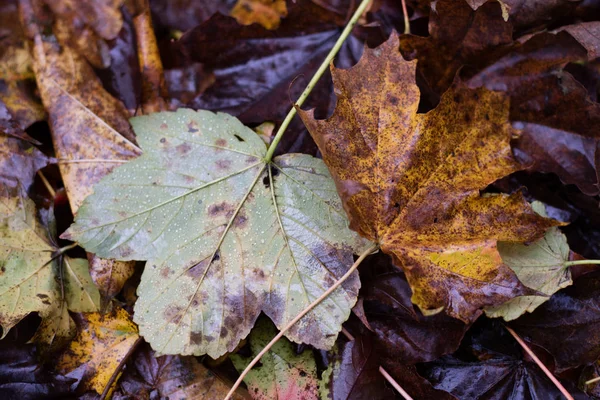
[505,326,573,400]
[100,336,143,400]
[224,244,378,400]
[263,0,372,162]
[37,170,56,198]
[401,0,410,34]
[586,376,600,385]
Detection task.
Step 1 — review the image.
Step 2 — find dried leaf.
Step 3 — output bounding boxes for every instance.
[88,256,135,310]
[0,195,100,351]
[231,0,287,30]
[231,317,318,400]
[485,201,572,320]
[510,270,600,372]
[57,307,139,394]
[149,0,236,32]
[299,34,556,323]
[65,109,370,358]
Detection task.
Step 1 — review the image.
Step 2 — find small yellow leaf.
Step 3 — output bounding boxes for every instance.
[231,0,287,30]
[57,307,139,394]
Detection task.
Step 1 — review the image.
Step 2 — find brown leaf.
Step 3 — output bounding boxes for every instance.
[399,0,513,102]
[556,22,600,60]
[0,0,45,131]
[231,0,287,30]
[43,0,125,68]
[133,0,167,114]
[299,34,557,323]
[116,344,247,400]
[0,134,49,194]
[88,256,136,311]
[57,307,140,394]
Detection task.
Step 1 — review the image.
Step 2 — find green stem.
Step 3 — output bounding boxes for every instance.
[56,243,78,256]
[263,0,371,162]
[564,259,600,267]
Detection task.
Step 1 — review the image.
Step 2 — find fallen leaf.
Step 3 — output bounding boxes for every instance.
[231,317,319,400]
[64,109,370,358]
[149,0,236,32]
[176,2,364,156]
[0,134,49,194]
[0,0,45,131]
[467,31,600,195]
[117,343,246,399]
[28,19,140,212]
[359,253,469,364]
[485,201,572,320]
[88,256,136,311]
[320,334,396,400]
[0,341,74,399]
[420,319,585,399]
[510,270,600,372]
[0,194,100,351]
[399,0,513,102]
[133,1,168,114]
[231,0,287,30]
[299,34,556,322]
[57,307,139,394]
[43,0,125,68]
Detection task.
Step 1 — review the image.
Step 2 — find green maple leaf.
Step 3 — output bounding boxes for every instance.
[64,109,370,358]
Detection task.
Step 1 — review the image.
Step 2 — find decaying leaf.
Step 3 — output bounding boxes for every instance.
[485,202,572,320]
[57,307,139,394]
[510,270,600,372]
[299,34,557,323]
[231,0,287,30]
[320,334,396,400]
[231,317,319,400]
[116,343,247,400]
[0,134,49,194]
[420,319,584,399]
[89,256,136,310]
[0,195,100,350]
[65,108,370,358]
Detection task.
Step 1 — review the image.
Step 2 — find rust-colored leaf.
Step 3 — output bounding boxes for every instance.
[299,34,558,323]
[56,307,139,394]
[231,0,287,30]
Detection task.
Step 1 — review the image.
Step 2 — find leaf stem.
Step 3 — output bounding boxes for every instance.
[100,336,143,400]
[37,170,56,198]
[505,326,574,400]
[564,259,600,267]
[401,0,410,34]
[224,243,378,400]
[263,0,372,162]
[51,243,78,260]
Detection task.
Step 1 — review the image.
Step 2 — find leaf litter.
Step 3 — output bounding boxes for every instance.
[2,0,600,398]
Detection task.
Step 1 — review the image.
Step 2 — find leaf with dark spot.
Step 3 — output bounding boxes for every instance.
[65,108,370,358]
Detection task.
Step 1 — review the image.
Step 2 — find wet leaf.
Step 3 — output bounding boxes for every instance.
[57,307,139,394]
[0,341,74,399]
[231,317,318,400]
[320,334,396,400]
[486,202,572,320]
[29,19,141,212]
[116,343,246,399]
[510,271,600,372]
[0,194,100,351]
[299,34,556,323]
[231,0,287,30]
[149,0,236,32]
[65,109,370,358]
[359,252,469,364]
[44,0,125,68]
[0,0,45,133]
[420,319,584,399]
[0,134,49,194]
